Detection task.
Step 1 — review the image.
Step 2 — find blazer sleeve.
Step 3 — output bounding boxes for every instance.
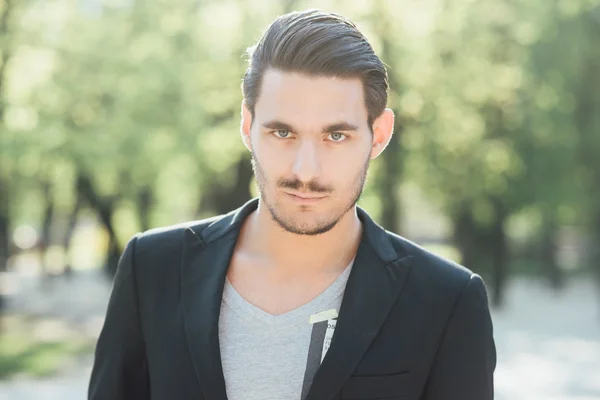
[422,274,496,400]
[88,234,150,400]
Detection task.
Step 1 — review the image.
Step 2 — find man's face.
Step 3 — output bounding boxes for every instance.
[243,69,380,236]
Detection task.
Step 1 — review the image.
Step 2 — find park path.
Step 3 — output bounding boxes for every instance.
[0,270,599,400]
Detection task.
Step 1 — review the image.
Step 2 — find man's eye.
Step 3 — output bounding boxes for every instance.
[329,132,346,141]
[273,130,291,138]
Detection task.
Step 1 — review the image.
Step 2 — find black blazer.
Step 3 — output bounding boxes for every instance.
[89,198,496,400]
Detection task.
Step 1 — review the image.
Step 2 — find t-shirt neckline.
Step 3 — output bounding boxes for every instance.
[222,258,354,327]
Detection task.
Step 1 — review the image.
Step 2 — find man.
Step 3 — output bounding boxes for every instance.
[89,9,496,400]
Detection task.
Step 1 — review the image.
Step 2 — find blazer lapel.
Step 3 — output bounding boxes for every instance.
[180,199,259,400]
[303,208,413,400]
[179,198,413,400]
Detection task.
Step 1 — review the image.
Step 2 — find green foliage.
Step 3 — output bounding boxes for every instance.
[0,330,94,379]
[1,0,599,275]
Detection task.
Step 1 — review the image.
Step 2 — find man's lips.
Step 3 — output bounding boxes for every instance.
[284,191,329,203]
[285,191,327,199]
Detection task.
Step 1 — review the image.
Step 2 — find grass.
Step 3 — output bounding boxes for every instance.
[0,317,96,380]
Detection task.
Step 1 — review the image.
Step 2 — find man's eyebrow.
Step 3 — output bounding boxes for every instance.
[322,122,359,133]
[262,120,296,132]
[261,120,359,133]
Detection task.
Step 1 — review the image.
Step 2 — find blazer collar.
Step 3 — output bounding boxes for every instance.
[180,197,413,400]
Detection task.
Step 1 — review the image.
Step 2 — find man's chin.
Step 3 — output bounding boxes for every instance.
[270,211,338,236]
[279,223,337,236]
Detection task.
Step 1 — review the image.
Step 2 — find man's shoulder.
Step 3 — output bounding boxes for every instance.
[383,229,478,290]
[382,230,492,314]
[141,215,222,239]
[132,212,229,255]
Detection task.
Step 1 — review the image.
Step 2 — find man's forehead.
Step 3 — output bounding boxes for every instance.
[255,69,368,126]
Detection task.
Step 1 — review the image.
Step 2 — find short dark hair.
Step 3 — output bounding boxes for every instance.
[242,9,389,128]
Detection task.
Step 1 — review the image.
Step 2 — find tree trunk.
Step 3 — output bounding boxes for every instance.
[39,180,55,283]
[453,204,484,272]
[0,0,14,314]
[539,212,564,290]
[591,192,600,318]
[0,188,8,311]
[453,200,508,308]
[137,185,153,232]
[215,154,253,215]
[76,174,121,277]
[375,8,406,234]
[488,199,509,308]
[200,153,253,216]
[96,197,119,277]
[377,126,402,233]
[106,234,122,278]
[574,14,600,316]
[0,182,8,274]
[61,190,82,277]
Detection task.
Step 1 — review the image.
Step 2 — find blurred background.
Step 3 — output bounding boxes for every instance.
[0,0,599,398]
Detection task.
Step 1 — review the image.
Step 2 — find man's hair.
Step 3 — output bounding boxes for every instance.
[242,9,389,128]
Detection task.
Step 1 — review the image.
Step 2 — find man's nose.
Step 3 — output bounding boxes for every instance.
[291,140,322,184]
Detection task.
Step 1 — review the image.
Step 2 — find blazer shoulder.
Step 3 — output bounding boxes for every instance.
[384,230,477,290]
[129,214,226,267]
[139,215,222,242]
[383,231,493,323]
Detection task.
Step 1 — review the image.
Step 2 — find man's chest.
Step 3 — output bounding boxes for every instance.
[226,258,346,316]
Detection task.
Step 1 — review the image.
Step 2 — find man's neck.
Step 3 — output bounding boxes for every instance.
[238,200,363,276]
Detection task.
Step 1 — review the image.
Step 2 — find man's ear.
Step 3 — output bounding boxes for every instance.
[240,102,253,152]
[370,108,395,159]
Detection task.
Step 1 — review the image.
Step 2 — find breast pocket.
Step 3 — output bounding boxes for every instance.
[338,372,411,399]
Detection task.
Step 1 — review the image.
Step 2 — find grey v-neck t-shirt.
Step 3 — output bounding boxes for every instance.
[218,260,354,400]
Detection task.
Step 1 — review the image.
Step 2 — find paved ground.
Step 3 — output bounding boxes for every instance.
[493,278,600,400]
[1,270,599,400]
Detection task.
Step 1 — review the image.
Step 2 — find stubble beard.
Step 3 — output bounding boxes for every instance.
[250,152,369,236]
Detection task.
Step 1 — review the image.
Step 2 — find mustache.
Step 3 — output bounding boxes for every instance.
[277,178,333,194]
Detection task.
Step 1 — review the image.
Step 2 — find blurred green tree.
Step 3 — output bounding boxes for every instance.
[0,0,598,308]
